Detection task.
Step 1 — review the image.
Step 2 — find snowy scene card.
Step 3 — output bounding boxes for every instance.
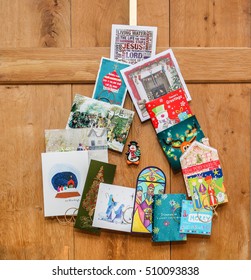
[92,57,129,106]
[92,183,135,232]
[41,151,89,217]
[66,94,134,153]
[145,88,193,133]
[179,200,213,235]
[110,24,157,65]
[45,128,108,163]
[74,160,116,233]
[121,49,191,122]
[152,194,187,242]
[157,116,205,172]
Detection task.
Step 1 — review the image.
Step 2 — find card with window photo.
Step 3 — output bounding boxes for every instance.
[121,49,191,122]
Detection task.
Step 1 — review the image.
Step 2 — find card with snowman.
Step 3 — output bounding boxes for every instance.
[145,88,193,133]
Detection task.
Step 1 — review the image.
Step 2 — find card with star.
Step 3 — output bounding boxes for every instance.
[152,194,187,242]
[145,88,193,133]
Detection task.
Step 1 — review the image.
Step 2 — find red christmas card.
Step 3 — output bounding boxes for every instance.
[145,88,193,133]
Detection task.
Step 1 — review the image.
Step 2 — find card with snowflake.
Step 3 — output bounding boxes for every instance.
[145,88,193,133]
[179,200,213,235]
[152,194,187,242]
[121,49,191,122]
[187,168,228,211]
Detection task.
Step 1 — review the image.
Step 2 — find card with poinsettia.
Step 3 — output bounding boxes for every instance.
[74,160,116,233]
[145,88,193,133]
[92,57,129,106]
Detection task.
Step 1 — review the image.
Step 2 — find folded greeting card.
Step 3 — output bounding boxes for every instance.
[92,183,135,233]
[157,116,205,172]
[180,139,221,196]
[66,94,134,153]
[74,160,116,232]
[121,49,191,122]
[131,166,166,233]
[179,200,213,235]
[41,151,89,217]
[45,128,108,163]
[187,168,228,210]
[145,88,193,133]
[152,194,187,242]
[92,57,129,106]
[110,24,157,64]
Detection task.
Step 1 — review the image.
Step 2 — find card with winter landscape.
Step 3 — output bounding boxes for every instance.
[92,183,135,232]
[45,128,108,163]
[110,24,157,64]
[66,94,134,153]
[92,57,129,106]
[74,160,116,233]
[121,49,191,122]
[41,151,89,217]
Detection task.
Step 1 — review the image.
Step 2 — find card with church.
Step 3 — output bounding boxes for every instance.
[179,200,213,235]
[92,183,135,233]
[180,139,222,196]
[145,88,193,133]
[45,128,108,163]
[41,151,89,217]
[66,94,134,153]
[157,115,205,172]
[74,160,117,233]
[152,194,187,242]
[110,24,157,65]
[121,49,191,122]
[92,57,129,106]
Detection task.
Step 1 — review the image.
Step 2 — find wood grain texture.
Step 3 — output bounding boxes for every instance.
[170,0,251,47]
[1,48,251,84]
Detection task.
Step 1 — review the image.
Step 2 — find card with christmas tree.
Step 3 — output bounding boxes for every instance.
[145,88,193,133]
[74,160,116,233]
[152,194,187,242]
[92,183,135,233]
[179,200,213,235]
[121,49,191,122]
[92,57,129,106]
[110,24,157,65]
[66,94,134,153]
[157,115,205,172]
[187,168,228,210]
[180,139,222,196]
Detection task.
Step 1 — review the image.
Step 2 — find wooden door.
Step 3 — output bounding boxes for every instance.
[0,0,250,260]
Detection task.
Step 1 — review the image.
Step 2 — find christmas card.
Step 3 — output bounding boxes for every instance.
[45,128,108,163]
[92,183,135,233]
[179,200,213,235]
[121,49,191,122]
[145,88,193,133]
[74,160,116,232]
[66,94,134,153]
[152,194,187,242]
[41,151,89,217]
[157,116,205,172]
[110,24,157,65]
[180,139,221,196]
[187,168,228,210]
[92,57,129,106]
[131,166,166,233]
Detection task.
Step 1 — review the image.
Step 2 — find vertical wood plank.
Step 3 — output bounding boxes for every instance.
[170,0,251,47]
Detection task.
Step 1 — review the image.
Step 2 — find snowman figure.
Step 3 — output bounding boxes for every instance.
[152,104,176,133]
[126,141,141,165]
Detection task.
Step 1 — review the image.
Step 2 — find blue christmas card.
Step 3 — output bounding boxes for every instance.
[179,200,213,235]
[152,194,187,242]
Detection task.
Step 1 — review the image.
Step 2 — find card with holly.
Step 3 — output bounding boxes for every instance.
[145,88,193,133]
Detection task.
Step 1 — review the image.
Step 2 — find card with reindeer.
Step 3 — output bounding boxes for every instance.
[157,116,205,172]
[92,183,135,232]
[145,88,193,133]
